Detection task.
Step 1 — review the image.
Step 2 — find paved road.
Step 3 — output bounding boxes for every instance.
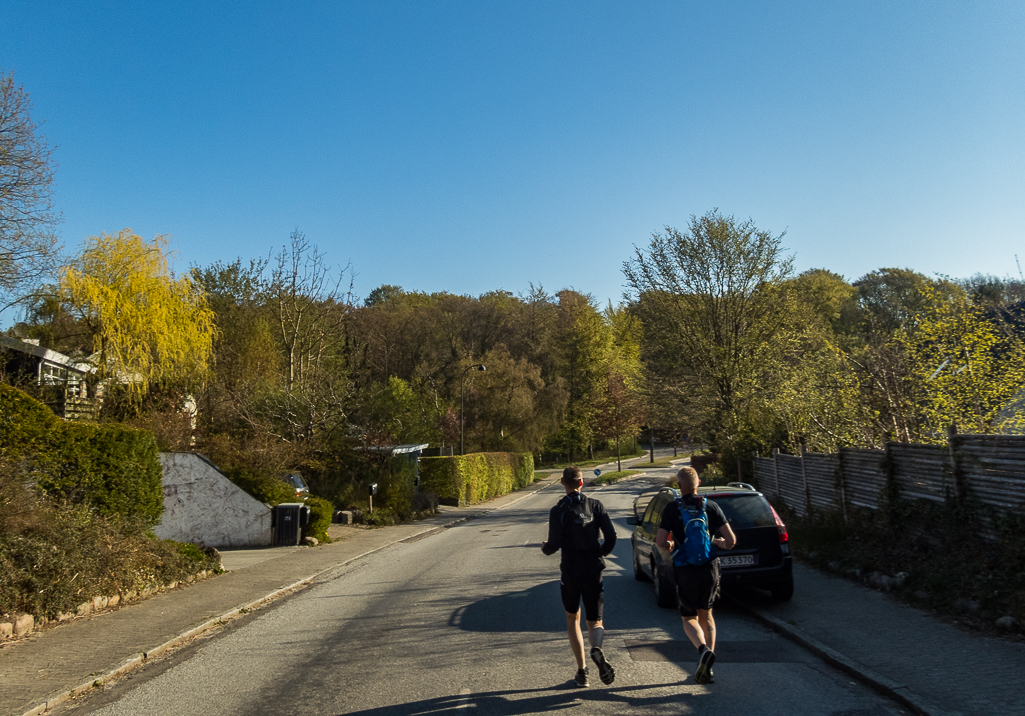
[50,472,908,715]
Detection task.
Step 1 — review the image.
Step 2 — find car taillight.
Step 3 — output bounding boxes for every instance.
[769,504,788,543]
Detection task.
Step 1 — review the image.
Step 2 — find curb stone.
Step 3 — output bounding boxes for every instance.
[726,594,953,716]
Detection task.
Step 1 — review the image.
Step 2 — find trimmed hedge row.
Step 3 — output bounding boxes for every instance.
[419,452,534,506]
[0,384,164,526]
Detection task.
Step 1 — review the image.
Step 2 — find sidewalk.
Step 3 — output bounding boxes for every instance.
[1,477,562,716]
[731,563,1025,716]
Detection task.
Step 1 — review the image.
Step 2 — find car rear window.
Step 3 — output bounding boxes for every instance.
[708,494,775,529]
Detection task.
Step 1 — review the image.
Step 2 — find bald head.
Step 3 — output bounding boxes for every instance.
[676,466,699,494]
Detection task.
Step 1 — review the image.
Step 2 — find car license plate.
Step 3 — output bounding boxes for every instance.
[720,554,755,567]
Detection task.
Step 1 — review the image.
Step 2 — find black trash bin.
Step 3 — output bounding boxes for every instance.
[273,502,310,546]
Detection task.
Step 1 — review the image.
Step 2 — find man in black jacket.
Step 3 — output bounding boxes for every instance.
[541,466,617,688]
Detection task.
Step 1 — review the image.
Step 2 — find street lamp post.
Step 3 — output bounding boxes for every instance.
[460,363,486,455]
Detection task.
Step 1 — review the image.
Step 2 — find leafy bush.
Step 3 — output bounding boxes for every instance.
[782,496,1025,627]
[304,495,333,542]
[0,385,164,525]
[412,490,439,516]
[37,421,163,525]
[700,463,730,486]
[222,466,295,505]
[363,508,398,527]
[0,383,60,457]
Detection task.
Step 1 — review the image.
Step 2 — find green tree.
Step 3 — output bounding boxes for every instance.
[190,257,281,441]
[0,70,61,311]
[623,209,794,455]
[364,376,438,445]
[594,370,645,470]
[850,268,961,338]
[546,290,613,460]
[756,269,871,452]
[473,345,567,453]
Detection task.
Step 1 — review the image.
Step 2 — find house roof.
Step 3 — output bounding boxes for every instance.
[362,443,430,455]
[0,336,95,375]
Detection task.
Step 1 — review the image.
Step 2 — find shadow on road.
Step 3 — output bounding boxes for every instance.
[330,680,689,716]
[449,580,560,633]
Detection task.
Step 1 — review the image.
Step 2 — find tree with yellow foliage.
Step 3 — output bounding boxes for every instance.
[59,230,216,396]
[900,287,1025,440]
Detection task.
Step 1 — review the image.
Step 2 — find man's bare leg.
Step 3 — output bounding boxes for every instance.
[565,611,586,670]
[698,609,716,652]
[681,615,707,649]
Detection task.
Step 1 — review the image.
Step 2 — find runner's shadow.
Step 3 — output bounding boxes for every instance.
[331,681,689,716]
[450,580,560,633]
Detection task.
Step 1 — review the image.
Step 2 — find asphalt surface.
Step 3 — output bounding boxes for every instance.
[2,452,1023,716]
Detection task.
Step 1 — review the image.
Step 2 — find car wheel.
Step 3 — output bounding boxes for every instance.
[653,560,677,608]
[633,551,649,582]
[770,577,794,601]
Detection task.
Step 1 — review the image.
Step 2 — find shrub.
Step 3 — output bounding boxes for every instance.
[783,497,1025,627]
[222,466,295,506]
[700,463,729,486]
[413,490,439,517]
[0,385,164,525]
[363,508,398,527]
[37,421,164,525]
[303,496,333,542]
[0,383,60,457]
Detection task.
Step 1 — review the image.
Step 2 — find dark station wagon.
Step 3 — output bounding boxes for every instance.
[628,483,793,607]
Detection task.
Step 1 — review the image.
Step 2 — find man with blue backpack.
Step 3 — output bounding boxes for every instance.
[656,466,736,684]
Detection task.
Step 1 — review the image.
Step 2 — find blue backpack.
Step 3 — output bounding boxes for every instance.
[672,497,716,567]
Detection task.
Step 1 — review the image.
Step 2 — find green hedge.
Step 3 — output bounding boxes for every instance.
[0,383,60,457]
[419,452,534,506]
[0,384,164,526]
[38,422,163,525]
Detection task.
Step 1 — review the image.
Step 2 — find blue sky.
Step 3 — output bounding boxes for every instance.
[3,1,1024,309]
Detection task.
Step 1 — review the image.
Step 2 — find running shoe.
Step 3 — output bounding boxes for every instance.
[590,647,616,685]
[574,667,589,688]
[695,647,716,684]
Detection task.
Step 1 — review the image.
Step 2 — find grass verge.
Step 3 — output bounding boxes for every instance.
[591,470,642,485]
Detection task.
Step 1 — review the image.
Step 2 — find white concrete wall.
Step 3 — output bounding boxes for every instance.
[154,452,272,548]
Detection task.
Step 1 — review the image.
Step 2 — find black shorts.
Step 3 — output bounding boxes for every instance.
[560,571,604,621]
[673,561,720,617]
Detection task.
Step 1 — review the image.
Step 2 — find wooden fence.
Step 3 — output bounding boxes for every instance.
[753,433,1025,528]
